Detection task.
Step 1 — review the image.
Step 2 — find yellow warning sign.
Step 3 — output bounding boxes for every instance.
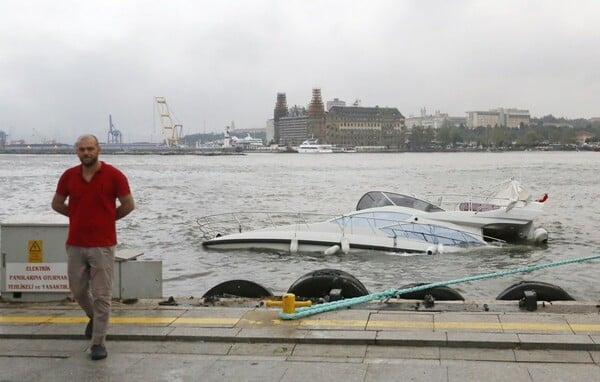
[28,240,43,263]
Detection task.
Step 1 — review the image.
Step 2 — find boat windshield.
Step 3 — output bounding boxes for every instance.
[356,191,444,212]
[381,224,483,245]
[329,211,482,245]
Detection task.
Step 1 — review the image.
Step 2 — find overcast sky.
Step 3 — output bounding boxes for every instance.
[2,0,599,143]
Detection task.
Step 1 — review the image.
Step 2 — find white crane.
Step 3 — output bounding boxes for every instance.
[154,97,183,147]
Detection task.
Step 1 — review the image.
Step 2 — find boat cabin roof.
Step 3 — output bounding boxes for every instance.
[356,191,445,213]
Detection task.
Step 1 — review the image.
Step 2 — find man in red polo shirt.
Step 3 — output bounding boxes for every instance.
[51,134,135,361]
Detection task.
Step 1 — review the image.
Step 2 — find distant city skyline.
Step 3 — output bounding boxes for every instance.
[2,1,599,144]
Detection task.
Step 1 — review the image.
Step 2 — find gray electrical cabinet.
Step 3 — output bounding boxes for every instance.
[1,215,71,302]
[112,249,163,300]
[1,215,163,302]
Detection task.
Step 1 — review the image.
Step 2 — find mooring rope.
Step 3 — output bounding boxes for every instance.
[279,254,600,320]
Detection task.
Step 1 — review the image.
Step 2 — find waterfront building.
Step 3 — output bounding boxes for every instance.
[326,98,346,111]
[405,108,466,129]
[272,89,406,149]
[324,105,405,148]
[265,119,274,144]
[273,92,289,144]
[307,88,326,140]
[467,108,530,129]
[278,115,309,146]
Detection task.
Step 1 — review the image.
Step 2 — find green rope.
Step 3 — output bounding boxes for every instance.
[279,254,600,320]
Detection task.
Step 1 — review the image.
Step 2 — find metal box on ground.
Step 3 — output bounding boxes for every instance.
[113,249,162,300]
[1,215,71,302]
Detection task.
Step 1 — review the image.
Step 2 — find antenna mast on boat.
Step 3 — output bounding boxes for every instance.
[154,96,183,147]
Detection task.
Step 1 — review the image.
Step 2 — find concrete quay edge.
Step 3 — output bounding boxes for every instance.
[1,298,599,352]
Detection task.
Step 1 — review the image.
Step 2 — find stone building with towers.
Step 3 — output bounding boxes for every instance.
[273,88,406,148]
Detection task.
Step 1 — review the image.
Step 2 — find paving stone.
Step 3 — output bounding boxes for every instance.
[527,363,600,381]
[434,312,503,332]
[364,362,448,382]
[168,326,240,340]
[200,358,288,381]
[0,338,23,352]
[120,353,218,381]
[514,349,594,363]
[367,312,434,331]
[229,342,294,356]
[286,356,365,363]
[2,338,87,352]
[446,331,520,348]
[292,343,367,358]
[364,358,441,366]
[365,345,440,360]
[0,325,39,335]
[375,329,446,346]
[297,310,370,330]
[304,329,375,344]
[440,347,515,362]
[161,341,232,355]
[281,361,368,382]
[178,307,250,318]
[236,327,308,341]
[499,313,572,334]
[589,351,600,364]
[110,309,184,318]
[517,333,594,350]
[108,340,166,354]
[0,355,68,381]
[33,323,85,337]
[108,325,174,340]
[447,362,531,382]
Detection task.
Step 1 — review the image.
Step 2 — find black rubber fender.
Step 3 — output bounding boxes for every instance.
[496,281,575,301]
[202,279,273,299]
[396,282,465,301]
[287,269,369,299]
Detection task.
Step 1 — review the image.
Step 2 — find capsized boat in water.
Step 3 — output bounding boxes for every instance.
[198,179,548,255]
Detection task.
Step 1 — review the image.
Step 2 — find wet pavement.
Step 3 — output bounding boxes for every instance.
[1,298,599,381]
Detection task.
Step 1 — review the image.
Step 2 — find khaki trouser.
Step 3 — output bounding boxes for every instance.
[66,245,115,346]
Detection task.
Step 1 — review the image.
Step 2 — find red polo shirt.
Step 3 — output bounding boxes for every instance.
[56,161,131,247]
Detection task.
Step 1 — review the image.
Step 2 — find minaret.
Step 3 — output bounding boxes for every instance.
[308,88,326,141]
[274,92,288,144]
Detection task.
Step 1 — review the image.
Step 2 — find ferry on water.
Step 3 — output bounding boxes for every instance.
[297,138,333,153]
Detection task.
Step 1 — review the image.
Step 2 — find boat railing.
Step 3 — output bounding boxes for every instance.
[196,211,338,240]
[426,192,515,212]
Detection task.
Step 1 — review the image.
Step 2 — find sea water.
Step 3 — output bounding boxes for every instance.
[1,151,598,300]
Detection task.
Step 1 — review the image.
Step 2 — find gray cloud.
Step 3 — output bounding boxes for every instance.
[1,0,599,143]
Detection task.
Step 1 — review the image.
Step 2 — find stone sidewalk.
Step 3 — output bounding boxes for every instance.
[0,299,599,381]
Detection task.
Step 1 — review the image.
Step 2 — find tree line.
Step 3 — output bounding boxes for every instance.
[407,117,600,151]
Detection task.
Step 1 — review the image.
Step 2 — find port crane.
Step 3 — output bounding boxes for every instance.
[154,97,183,147]
[107,115,122,144]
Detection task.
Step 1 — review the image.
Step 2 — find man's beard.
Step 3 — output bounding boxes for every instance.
[80,155,98,167]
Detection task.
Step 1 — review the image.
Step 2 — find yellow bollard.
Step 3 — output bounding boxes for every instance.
[266,293,312,314]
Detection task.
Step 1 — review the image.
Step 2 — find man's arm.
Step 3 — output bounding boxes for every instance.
[116,194,135,220]
[51,193,69,217]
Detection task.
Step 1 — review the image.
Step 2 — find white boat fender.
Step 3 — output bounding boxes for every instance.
[437,243,445,254]
[324,245,340,255]
[341,238,350,254]
[533,228,548,244]
[290,239,299,253]
[426,245,437,255]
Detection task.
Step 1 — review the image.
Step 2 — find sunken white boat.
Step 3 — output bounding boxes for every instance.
[198,179,548,255]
